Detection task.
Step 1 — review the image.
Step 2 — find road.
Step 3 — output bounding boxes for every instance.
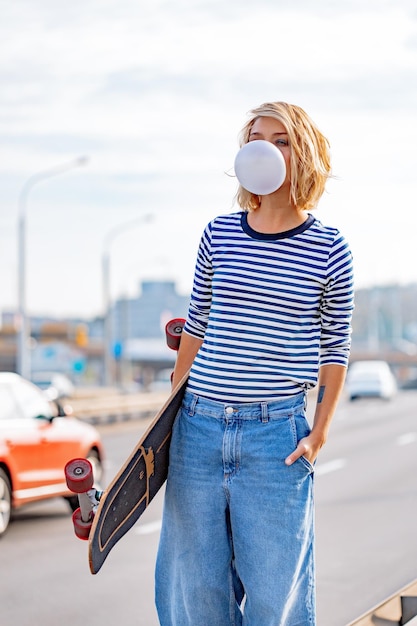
[1,391,416,626]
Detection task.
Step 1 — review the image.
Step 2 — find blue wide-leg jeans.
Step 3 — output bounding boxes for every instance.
[155,390,316,626]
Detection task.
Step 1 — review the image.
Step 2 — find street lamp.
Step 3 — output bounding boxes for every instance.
[102,214,153,386]
[17,156,89,379]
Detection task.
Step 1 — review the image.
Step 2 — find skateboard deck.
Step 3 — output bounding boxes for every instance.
[88,370,188,574]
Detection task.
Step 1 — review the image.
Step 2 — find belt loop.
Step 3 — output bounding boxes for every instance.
[188,394,198,416]
[261,402,269,423]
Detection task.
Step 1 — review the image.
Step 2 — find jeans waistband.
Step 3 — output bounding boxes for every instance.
[182,390,305,421]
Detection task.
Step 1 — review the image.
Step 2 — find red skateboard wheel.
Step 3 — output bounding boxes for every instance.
[165,318,185,351]
[72,508,93,540]
[65,458,94,493]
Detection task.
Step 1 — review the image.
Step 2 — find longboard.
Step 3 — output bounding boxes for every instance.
[88,370,189,574]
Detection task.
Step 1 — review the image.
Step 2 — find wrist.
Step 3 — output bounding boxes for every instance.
[310,428,327,449]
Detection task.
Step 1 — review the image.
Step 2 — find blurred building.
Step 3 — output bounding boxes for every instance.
[2,280,417,386]
[350,284,417,355]
[111,280,189,343]
[0,280,190,386]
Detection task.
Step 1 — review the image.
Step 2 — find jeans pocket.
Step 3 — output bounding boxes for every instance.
[298,454,315,473]
[289,411,315,473]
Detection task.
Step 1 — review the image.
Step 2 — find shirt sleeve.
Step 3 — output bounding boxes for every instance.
[319,233,354,367]
[183,221,213,340]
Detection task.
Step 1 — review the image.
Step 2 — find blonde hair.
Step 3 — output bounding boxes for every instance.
[236,102,331,212]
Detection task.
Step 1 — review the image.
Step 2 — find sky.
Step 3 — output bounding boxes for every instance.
[1,0,417,320]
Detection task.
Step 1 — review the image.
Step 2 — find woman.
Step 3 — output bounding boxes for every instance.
[155,101,354,625]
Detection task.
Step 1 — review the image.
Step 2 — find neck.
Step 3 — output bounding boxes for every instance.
[248,197,307,234]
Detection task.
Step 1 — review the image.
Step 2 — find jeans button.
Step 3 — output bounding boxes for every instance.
[225,406,234,414]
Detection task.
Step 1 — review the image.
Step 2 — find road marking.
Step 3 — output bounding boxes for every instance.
[135,519,162,535]
[396,432,417,446]
[316,458,346,476]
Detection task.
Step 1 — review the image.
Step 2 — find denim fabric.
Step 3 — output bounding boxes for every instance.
[155,391,316,626]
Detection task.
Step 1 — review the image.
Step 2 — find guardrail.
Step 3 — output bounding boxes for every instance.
[66,383,321,425]
[348,578,417,625]
[66,389,170,425]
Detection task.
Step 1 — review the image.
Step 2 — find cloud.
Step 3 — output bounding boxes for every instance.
[1,0,416,316]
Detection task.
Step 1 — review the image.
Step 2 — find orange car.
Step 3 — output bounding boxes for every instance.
[0,372,104,537]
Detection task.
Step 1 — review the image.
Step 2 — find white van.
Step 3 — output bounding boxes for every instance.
[346,360,397,401]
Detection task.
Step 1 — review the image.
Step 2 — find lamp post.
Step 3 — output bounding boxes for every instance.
[17,156,89,379]
[102,214,153,386]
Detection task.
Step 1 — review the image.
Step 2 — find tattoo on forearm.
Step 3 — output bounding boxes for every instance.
[318,385,325,403]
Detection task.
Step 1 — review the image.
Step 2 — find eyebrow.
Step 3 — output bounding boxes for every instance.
[249,131,288,137]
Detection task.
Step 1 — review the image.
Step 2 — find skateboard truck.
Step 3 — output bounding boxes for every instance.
[65,458,103,540]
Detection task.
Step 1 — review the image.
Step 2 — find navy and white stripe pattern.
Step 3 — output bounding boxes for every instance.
[184,211,354,402]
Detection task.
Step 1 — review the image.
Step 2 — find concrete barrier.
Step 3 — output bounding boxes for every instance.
[348,578,417,625]
[65,389,170,425]
[65,384,321,426]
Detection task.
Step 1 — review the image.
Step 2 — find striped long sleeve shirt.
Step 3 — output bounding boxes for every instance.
[184,211,354,402]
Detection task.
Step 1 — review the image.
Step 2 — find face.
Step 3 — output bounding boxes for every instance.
[248,116,291,182]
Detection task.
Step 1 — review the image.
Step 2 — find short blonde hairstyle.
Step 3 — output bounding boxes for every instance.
[236,102,331,212]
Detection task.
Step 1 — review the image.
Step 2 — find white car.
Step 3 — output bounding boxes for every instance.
[346,360,397,401]
[31,371,75,401]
